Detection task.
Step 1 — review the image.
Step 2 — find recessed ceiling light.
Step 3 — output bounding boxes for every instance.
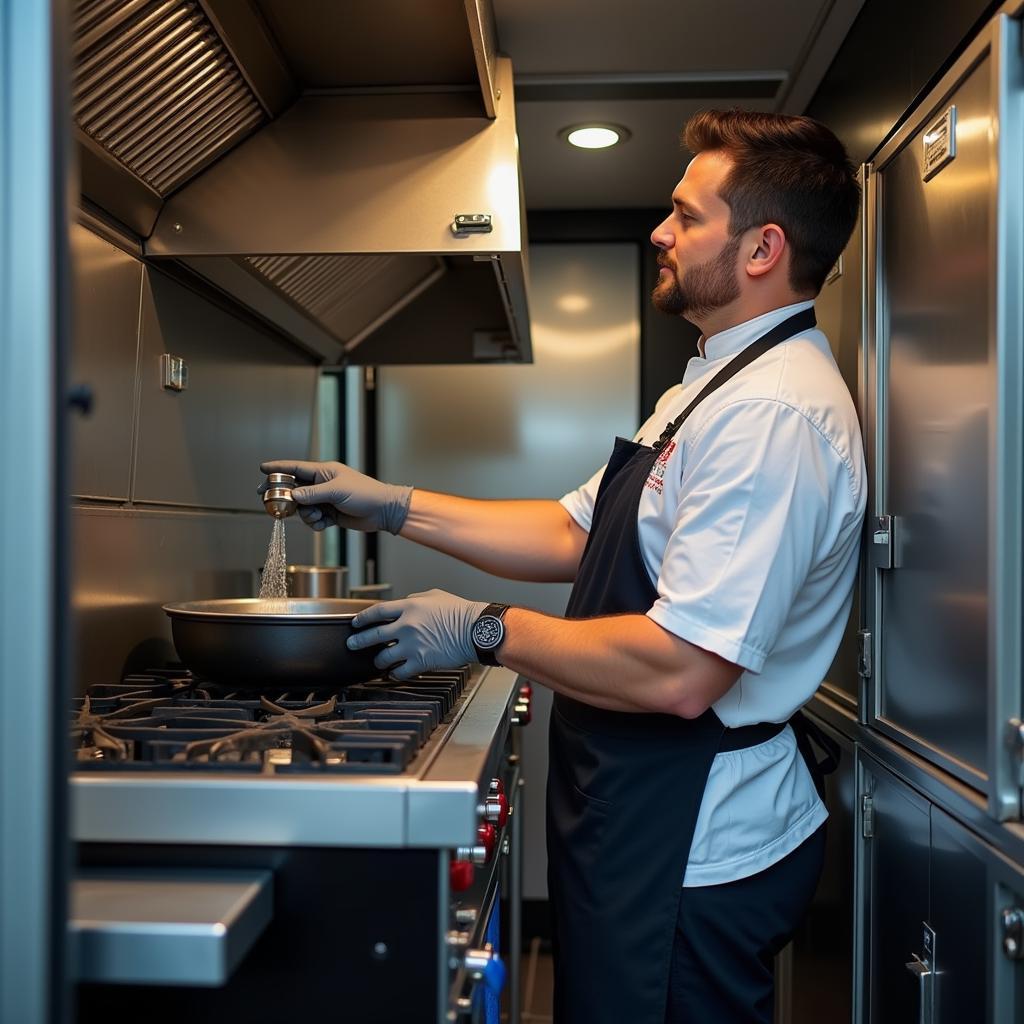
[561,124,630,150]
[556,293,592,313]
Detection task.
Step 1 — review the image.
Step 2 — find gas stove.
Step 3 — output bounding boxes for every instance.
[72,665,473,775]
[71,663,532,1023]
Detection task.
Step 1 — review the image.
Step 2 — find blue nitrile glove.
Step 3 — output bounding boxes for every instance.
[259,460,412,534]
[346,589,488,680]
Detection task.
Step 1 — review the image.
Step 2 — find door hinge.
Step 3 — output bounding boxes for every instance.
[857,629,873,679]
[861,794,875,839]
[1010,718,1024,786]
[1001,907,1024,960]
[871,515,900,570]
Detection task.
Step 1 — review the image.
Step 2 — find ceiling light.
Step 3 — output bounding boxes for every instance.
[556,293,592,313]
[562,124,630,150]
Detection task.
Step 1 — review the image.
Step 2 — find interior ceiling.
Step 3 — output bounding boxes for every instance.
[493,0,866,210]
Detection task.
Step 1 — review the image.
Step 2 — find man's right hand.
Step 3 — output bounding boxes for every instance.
[259,460,413,535]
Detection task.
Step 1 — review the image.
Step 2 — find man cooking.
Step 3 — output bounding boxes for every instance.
[262,109,865,1024]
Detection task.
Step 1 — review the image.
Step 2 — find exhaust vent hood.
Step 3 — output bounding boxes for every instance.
[72,0,531,365]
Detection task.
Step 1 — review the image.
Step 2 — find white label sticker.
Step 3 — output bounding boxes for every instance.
[922,106,957,181]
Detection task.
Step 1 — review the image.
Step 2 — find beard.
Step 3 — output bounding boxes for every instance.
[652,233,743,320]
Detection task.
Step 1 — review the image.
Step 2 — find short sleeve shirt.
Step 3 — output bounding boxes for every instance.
[560,301,866,885]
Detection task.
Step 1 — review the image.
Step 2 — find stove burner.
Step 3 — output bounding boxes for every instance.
[71,666,471,774]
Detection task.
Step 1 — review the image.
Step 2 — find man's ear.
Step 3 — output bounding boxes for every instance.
[746,224,787,278]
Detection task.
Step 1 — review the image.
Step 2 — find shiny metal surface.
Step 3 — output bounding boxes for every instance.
[144,58,530,363]
[287,565,348,598]
[816,164,866,711]
[71,666,519,848]
[874,37,993,783]
[163,597,375,619]
[71,0,266,196]
[163,597,382,687]
[246,253,446,353]
[133,267,317,509]
[0,2,67,1020]
[72,505,313,691]
[71,869,272,986]
[69,222,143,500]
[860,753,931,1024]
[929,809,988,1022]
[871,14,1024,817]
[262,472,296,519]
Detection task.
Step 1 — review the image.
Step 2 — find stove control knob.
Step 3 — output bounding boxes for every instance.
[489,778,505,797]
[477,822,497,862]
[519,683,533,700]
[484,792,509,828]
[450,858,475,892]
[464,946,507,996]
[454,907,478,927]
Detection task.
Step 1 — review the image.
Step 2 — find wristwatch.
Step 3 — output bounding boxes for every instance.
[471,603,510,665]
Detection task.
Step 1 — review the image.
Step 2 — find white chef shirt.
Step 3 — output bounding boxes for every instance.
[559,300,866,886]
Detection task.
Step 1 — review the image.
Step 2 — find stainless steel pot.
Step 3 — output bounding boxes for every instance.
[162,598,384,688]
[286,565,349,598]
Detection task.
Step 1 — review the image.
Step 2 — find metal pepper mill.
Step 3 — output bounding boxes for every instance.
[262,472,297,519]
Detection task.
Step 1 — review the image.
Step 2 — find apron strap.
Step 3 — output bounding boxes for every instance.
[788,710,840,801]
[654,306,817,451]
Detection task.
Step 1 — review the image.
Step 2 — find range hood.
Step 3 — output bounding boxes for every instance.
[72,0,531,365]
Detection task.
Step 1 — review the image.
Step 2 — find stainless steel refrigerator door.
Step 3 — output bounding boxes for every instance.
[859,752,932,1024]
[868,12,1024,819]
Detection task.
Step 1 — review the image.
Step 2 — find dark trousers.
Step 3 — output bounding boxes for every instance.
[667,823,827,1023]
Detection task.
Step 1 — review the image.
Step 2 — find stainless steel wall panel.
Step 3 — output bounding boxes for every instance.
[71,505,313,691]
[133,267,317,509]
[69,222,142,500]
[860,753,932,1024]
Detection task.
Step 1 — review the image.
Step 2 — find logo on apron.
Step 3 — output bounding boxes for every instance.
[644,439,676,495]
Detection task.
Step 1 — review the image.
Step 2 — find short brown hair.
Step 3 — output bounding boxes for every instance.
[683,110,860,295]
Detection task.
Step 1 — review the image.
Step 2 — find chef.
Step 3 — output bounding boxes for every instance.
[263,109,865,1024]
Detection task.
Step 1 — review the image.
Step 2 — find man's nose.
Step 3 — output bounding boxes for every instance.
[650,217,673,249]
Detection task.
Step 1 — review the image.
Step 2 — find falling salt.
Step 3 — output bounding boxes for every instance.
[259,518,288,601]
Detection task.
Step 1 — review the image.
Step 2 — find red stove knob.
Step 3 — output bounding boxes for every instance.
[519,683,533,700]
[484,792,509,828]
[450,858,475,892]
[477,822,497,862]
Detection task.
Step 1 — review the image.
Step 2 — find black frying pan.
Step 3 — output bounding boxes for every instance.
[162,598,385,688]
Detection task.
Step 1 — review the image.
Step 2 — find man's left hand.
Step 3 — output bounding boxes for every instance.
[347,589,488,680]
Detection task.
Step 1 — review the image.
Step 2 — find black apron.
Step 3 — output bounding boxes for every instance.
[547,307,836,1024]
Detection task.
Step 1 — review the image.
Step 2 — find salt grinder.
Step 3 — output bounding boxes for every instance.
[262,472,297,519]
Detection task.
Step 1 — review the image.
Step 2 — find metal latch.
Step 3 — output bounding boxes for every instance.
[861,794,874,839]
[1001,907,1024,960]
[451,213,493,236]
[160,353,188,392]
[904,923,937,1024]
[871,515,899,569]
[857,629,873,679]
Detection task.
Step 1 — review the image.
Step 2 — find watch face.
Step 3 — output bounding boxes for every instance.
[473,615,504,650]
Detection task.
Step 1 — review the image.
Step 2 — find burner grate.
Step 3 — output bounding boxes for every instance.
[71,666,471,774]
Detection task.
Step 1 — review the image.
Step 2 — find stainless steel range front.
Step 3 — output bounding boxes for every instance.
[70,663,531,1023]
